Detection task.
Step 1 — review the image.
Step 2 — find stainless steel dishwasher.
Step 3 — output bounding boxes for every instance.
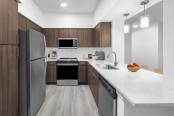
[98,75,117,116]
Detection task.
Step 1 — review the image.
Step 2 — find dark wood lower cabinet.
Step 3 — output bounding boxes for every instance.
[46,62,57,84]
[0,45,18,116]
[78,61,87,84]
[92,74,99,106]
[87,63,99,106]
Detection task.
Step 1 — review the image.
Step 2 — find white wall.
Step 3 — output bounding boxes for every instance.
[44,13,93,28]
[163,0,174,90]
[17,0,122,28]
[46,47,113,62]
[101,0,162,65]
[18,0,44,27]
[93,0,118,26]
[132,24,159,70]
[112,18,125,64]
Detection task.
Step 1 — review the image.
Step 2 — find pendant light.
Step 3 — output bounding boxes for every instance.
[17,0,22,3]
[140,0,150,28]
[123,13,130,33]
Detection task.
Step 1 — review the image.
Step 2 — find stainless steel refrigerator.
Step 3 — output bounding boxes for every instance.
[18,29,47,116]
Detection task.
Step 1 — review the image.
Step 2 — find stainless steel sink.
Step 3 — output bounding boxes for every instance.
[96,63,119,70]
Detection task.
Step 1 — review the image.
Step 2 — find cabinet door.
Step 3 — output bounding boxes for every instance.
[0,45,18,116]
[89,72,93,94]
[93,74,99,106]
[44,29,57,47]
[77,29,84,47]
[18,13,27,30]
[101,22,111,47]
[27,20,43,33]
[95,24,101,47]
[59,28,69,38]
[0,0,18,45]
[78,62,87,84]
[83,29,93,47]
[68,29,78,38]
[94,22,111,47]
[46,62,57,84]
[88,69,92,91]
[92,29,96,47]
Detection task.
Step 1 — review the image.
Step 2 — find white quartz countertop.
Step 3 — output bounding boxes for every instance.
[78,59,174,107]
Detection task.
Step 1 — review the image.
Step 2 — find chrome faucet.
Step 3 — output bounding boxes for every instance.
[107,52,119,67]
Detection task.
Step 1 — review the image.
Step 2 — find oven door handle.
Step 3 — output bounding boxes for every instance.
[57,63,79,66]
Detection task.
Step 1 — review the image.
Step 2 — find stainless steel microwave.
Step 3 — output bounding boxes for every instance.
[58,38,78,49]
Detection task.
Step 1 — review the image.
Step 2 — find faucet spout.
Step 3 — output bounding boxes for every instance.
[107,52,119,67]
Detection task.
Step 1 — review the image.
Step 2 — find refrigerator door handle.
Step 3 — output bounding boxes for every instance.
[43,36,47,54]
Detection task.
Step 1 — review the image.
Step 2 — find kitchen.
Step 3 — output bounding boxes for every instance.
[1,0,174,116]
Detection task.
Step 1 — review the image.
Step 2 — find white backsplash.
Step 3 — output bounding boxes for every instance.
[46,47,113,63]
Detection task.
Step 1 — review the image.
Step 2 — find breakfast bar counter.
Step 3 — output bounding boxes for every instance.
[78,59,174,107]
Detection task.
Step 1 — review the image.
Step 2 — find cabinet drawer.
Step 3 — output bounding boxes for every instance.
[47,61,56,66]
[79,61,87,65]
[46,65,57,84]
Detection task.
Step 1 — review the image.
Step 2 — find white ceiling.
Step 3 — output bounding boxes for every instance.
[32,0,101,13]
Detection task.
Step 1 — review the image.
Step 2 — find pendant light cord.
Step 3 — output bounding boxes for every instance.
[144,4,146,15]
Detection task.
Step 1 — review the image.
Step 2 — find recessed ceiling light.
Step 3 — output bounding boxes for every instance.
[60,2,67,7]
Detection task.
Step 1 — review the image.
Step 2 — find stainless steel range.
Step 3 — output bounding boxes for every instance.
[57,58,78,86]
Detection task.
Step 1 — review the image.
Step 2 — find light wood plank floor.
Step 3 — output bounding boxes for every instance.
[36,85,99,116]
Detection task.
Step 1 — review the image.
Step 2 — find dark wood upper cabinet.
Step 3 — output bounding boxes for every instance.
[101,22,111,47]
[18,13,43,33]
[68,29,78,38]
[83,29,93,47]
[78,61,87,84]
[58,28,69,38]
[77,29,84,47]
[0,0,18,45]
[77,29,93,47]
[94,22,111,47]
[44,28,93,47]
[27,20,43,33]
[94,24,101,47]
[46,62,57,84]
[43,29,58,47]
[0,45,18,116]
[18,14,27,30]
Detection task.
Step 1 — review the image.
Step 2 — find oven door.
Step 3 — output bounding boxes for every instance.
[57,63,78,85]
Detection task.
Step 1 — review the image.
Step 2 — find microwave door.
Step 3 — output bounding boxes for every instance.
[58,39,78,49]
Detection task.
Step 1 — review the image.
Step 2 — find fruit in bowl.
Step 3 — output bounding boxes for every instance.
[127,63,140,72]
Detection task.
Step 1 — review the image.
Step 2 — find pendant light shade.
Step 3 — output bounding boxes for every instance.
[140,15,150,28]
[123,13,130,33]
[124,24,130,33]
[17,0,22,3]
[140,0,150,28]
